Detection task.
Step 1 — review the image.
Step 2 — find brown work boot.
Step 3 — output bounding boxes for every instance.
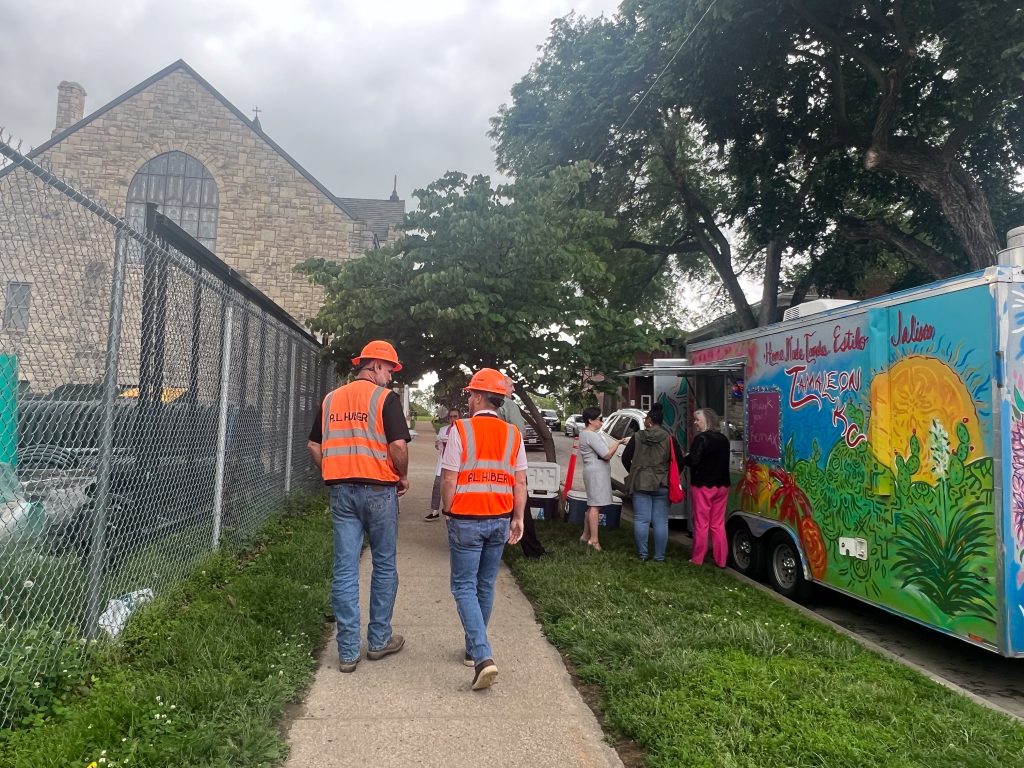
[339,658,359,673]
[471,659,498,690]
[366,634,405,660]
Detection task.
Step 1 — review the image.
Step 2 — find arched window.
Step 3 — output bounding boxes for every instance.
[126,151,219,250]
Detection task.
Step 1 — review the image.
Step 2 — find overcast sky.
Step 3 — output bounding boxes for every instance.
[1,0,621,202]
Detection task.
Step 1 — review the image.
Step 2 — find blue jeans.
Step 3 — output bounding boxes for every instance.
[446,516,510,665]
[330,483,399,662]
[632,488,669,561]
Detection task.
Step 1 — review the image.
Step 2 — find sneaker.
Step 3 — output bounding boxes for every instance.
[463,652,475,667]
[424,511,440,521]
[339,658,359,673]
[367,634,405,660]
[471,659,498,690]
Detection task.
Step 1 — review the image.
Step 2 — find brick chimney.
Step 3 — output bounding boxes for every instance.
[52,81,87,137]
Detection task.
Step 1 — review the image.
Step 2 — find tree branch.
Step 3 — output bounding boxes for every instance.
[790,262,818,308]
[836,215,960,278]
[828,48,849,129]
[790,0,885,86]
[759,238,784,326]
[618,237,702,256]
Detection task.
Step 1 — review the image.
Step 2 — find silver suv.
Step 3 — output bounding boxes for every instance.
[539,408,560,431]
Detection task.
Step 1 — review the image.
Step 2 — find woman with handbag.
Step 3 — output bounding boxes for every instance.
[622,404,683,562]
[684,407,732,568]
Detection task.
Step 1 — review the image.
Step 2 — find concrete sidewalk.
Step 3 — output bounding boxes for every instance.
[284,429,622,768]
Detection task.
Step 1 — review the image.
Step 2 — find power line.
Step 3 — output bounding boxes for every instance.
[592,0,721,169]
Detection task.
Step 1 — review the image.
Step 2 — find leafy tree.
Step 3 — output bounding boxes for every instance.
[659,0,1023,270]
[491,1,1024,328]
[299,166,661,460]
[491,13,769,329]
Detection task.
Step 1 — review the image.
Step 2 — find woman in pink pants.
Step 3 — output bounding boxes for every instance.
[684,408,732,567]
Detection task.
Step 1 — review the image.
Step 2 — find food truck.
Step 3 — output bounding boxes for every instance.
[663,228,1024,657]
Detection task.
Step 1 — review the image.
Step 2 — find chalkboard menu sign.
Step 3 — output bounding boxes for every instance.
[747,390,781,460]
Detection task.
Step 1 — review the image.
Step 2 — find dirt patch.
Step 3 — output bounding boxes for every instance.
[277,617,335,741]
[557,653,646,768]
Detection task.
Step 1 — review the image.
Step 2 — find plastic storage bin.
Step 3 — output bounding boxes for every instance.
[565,490,621,529]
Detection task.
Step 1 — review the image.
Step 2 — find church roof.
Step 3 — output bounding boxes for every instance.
[19,59,399,228]
[333,197,405,239]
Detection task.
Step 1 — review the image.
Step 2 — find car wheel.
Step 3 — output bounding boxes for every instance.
[727,518,764,578]
[766,533,809,600]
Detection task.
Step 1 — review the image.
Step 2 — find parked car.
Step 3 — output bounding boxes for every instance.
[539,408,560,432]
[599,408,646,491]
[564,413,585,437]
[15,390,264,562]
[522,421,543,451]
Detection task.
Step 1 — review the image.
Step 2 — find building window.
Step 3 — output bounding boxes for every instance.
[126,151,219,251]
[3,282,31,331]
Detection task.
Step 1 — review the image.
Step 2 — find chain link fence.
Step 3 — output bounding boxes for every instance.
[0,134,328,727]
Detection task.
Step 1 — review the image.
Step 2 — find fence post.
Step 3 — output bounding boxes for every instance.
[84,230,129,639]
[211,301,234,549]
[284,339,296,494]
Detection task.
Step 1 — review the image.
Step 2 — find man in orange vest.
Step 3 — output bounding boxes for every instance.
[307,340,411,673]
[440,368,526,690]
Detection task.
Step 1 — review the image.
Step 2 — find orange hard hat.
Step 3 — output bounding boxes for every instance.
[464,368,508,396]
[351,340,402,371]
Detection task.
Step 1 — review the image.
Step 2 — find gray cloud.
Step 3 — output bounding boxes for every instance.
[0,0,619,202]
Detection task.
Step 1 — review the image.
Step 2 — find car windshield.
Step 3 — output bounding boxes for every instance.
[541,409,556,417]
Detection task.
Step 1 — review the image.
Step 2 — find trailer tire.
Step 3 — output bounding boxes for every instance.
[727,518,764,578]
[766,533,809,601]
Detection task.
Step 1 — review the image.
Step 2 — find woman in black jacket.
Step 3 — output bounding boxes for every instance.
[684,407,731,567]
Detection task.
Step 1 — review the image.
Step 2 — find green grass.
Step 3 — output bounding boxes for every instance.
[0,492,333,768]
[506,522,1024,768]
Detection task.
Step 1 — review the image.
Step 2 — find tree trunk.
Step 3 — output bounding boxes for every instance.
[863,143,1001,271]
[517,387,556,463]
[837,215,961,279]
[759,239,783,326]
[658,138,759,330]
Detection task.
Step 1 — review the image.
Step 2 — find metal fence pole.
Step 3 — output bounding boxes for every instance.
[284,338,296,494]
[270,328,281,473]
[84,230,129,639]
[188,264,203,402]
[211,301,234,549]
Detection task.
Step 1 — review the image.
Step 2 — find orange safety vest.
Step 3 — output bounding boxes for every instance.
[320,379,399,483]
[449,415,520,518]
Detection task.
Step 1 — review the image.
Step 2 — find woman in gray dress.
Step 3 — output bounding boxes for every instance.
[577,406,624,551]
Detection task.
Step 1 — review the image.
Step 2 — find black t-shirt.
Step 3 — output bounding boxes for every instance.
[309,385,411,485]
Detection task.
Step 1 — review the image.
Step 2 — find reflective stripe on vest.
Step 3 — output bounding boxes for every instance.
[320,380,398,483]
[450,416,519,517]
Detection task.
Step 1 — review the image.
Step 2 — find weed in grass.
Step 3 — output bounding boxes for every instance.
[506,521,1024,768]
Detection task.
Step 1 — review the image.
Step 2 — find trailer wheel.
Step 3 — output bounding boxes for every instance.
[766,533,809,600]
[727,519,763,578]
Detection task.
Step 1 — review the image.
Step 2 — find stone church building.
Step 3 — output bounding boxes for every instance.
[0,60,404,393]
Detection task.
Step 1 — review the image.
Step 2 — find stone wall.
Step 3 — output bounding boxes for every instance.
[35,67,363,327]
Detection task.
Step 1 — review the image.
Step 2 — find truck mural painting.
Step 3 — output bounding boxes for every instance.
[688,267,1024,656]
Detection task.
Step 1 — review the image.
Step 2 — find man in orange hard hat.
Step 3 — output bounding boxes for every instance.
[440,368,526,690]
[307,340,411,673]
